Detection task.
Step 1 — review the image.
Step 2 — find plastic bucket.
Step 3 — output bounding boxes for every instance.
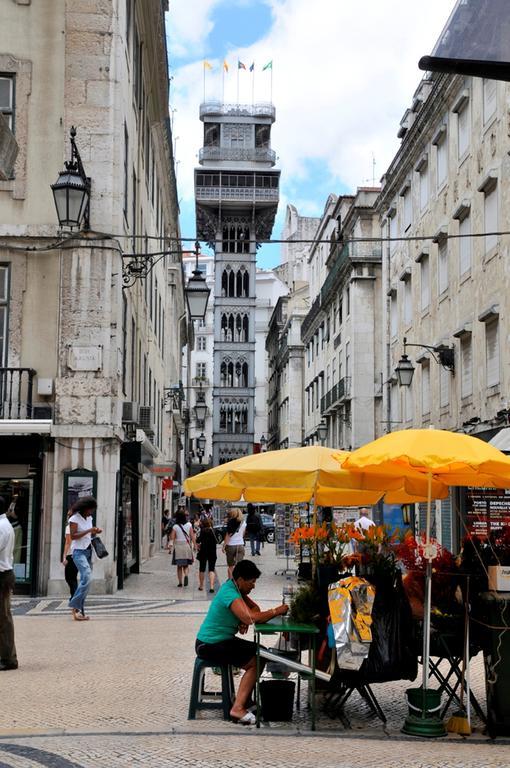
[405,686,442,717]
[260,680,296,721]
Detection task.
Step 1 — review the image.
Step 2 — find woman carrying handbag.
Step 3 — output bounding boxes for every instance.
[169,509,196,587]
[68,496,102,621]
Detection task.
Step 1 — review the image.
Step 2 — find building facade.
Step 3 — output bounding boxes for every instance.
[194,101,280,465]
[0,0,185,594]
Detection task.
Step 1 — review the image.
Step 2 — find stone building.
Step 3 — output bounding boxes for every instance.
[0,1,185,594]
[301,190,383,450]
[194,101,280,465]
[378,71,510,548]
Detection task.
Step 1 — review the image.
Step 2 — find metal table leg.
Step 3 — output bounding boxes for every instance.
[256,631,261,728]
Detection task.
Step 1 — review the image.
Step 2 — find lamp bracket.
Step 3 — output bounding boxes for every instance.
[403,336,455,373]
[121,249,180,288]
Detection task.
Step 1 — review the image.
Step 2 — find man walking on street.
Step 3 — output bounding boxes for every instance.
[0,495,18,671]
[354,507,376,532]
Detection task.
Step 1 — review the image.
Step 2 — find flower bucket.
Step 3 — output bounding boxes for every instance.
[402,686,447,738]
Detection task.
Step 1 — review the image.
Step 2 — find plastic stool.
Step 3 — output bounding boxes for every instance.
[188,657,235,720]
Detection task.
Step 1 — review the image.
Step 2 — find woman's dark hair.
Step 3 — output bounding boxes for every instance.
[71,496,97,517]
[200,517,212,529]
[246,503,256,517]
[175,510,187,525]
[232,560,261,581]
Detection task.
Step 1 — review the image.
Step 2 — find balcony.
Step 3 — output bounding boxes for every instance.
[320,377,351,415]
[0,368,37,419]
[199,102,276,121]
[195,185,279,204]
[199,147,276,165]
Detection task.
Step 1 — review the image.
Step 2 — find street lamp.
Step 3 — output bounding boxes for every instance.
[194,398,208,423]
[51,127,91,230]
[197,432,206,453]
[395,336,455,388]
[316,420,328,445]
[259,434,267,452]
[185,240,211,320]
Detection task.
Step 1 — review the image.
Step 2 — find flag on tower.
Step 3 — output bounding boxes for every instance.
[238,60,246,70]
[249,62,255,72]
[203,60,213,70]
[262,60,272,71]
[223,60,229,72]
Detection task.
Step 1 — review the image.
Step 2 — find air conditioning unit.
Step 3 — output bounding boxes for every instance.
[32,405,53,420]
[122,401,139,424]
[138,405,155,435]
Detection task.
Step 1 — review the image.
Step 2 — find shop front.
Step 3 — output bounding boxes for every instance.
[117,442,142,590]
[0,434,45,595]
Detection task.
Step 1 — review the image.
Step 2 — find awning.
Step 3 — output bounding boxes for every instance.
[489,428,510,453]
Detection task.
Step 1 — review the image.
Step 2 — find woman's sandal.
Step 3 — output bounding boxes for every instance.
[230,711,256,725]
[72,609,87,622]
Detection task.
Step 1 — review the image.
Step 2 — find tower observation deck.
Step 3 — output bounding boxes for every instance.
[194,101,280,465]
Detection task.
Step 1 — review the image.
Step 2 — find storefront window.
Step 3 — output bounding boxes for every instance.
[0,478,34,583]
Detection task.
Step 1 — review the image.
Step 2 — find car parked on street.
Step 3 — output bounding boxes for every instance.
[213,512,275,544]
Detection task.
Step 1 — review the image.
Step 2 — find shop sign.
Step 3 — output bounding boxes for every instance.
[148,465,175,476]
[465,487,510,538]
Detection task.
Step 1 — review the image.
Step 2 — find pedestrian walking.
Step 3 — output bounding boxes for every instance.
[0,495,18,671]
[68,496,102,621]
[245,503,263,557]
[62,509,78,598]
[169,509,196,587]
[223,507,246,579]
[354,507,376,532]
[196,518,217,593]
[161,508,172,548]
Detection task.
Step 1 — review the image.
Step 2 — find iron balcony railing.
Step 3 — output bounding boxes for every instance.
[195,185,279,203]
[320,377,351,415]
[199,146,276,165]
[0,367,36,419]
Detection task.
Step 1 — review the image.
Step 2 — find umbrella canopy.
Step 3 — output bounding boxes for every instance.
[341,428,510,486]
[183,445,448,505]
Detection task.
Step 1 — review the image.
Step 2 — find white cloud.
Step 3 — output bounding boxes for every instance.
[168,0,456,222]
[167,0,220,58]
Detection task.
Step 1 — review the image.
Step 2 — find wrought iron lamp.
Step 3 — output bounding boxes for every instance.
[395,336,455,388]
[51,127,91,230]
[185,241,210,320]
[316,419,328,445]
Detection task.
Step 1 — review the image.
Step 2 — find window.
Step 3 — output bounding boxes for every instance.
[483,78,497,124]
[438,240,449,295]
[484,185,498,254]
[131,169,137,251]
[402,186,412,231]
[421,361,430,416]
[486,320,500,388]
[457,100,470,158]
[0,75,14,131]
[390,292,398,338]
[389,209,398,253]
[0,265,9,366]
[439,365,449,408]
[418,163,428,212]
[404,385,413,423]
[403,276,412,326]
[196,336,207,352]
[390,383,400,424]
[420,256,430,311]
[196,362,207,380]
[123,124,129,221]
[460,336,473,399]
[345,341,350,379]
[458,213,471,277]
[435,132,448,188]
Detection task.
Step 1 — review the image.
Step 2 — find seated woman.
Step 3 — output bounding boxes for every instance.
[195,559,288,725]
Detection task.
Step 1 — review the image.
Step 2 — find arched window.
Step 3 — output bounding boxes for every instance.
[243,314,249,341]
[220,406,226,430]
[228,314,235,341]
[221,314,228,341]
[221,270,228,297]
[242,362,248,387]
[227,361,234,387]
[228,269,235,297]
[235,314,242,342]
[235,269,243,297]
[243,270,249,297]
[220,361,227,387]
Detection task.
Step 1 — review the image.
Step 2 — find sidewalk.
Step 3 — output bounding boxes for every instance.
[2,545,509,767]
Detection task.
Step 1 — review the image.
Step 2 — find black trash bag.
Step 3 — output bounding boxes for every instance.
[331,571,418,687]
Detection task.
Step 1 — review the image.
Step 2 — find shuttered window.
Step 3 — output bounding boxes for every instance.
[440,364,449,408]
[419,165,429,211]
[389,211,397,253]
[460,336,473,399]
[421,361,430,416]
[459,214,472,277]
[420,256,430,311]
[403,187,412,231]
[486,320,500,388]
[403,276,412,326]
[0,265,9,366]
[483,78,497,124]
[484,186,498,254]
[390,293,398,338]
[438,240,449,294]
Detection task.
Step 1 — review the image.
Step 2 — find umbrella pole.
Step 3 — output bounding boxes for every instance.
[422,472,433,691]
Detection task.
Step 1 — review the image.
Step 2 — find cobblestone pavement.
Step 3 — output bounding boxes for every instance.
[2,546,509,766]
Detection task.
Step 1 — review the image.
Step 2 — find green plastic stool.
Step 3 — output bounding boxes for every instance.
[188,657,235,720]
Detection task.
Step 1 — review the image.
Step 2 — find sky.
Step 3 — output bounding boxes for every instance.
[166,0,457,269]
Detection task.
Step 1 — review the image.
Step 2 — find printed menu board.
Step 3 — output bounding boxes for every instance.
[465,487,510,538]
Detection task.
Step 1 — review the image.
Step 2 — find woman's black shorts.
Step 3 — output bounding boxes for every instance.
[195,637,256,668]
[197,555,217,573]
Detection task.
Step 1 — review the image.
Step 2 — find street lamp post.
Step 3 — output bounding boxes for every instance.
[185,241,211,320]
[259,434,267,452]
[316,420,328,445]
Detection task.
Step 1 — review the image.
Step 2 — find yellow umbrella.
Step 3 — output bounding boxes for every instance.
[340,428,510,710]
[183,445,447,506]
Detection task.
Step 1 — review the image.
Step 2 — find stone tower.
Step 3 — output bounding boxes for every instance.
[195,102,280,464]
